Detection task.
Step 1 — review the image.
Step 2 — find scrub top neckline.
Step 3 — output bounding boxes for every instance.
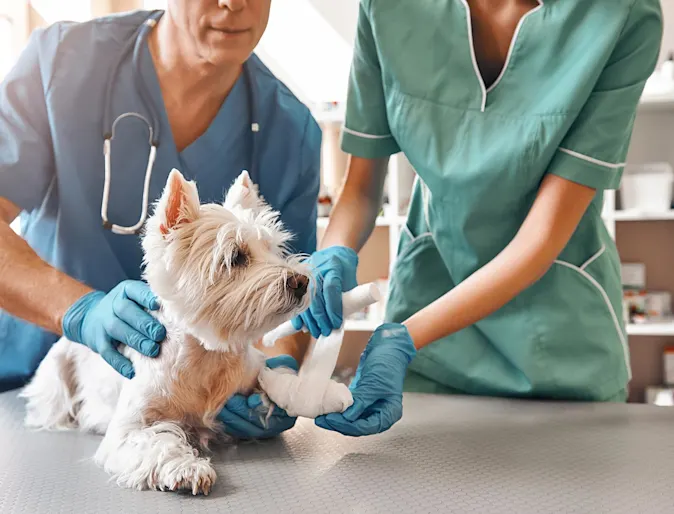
[458,0,544,112]
[138,29,249,174]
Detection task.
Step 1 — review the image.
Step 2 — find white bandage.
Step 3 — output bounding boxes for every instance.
[258,329,353,418]
[262,283,381,347]
[259,282,381,418]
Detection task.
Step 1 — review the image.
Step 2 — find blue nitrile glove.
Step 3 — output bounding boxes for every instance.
[291,246,358,338]
[62,280,166,379]
[315,323,416,437]
[218,355,299,440]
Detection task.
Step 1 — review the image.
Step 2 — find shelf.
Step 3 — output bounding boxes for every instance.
[344,319,379,331]
[638,92,674,110]
[627,322,674,336]
[610,210,674,221]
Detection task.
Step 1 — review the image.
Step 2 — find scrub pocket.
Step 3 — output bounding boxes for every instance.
[518,239,630,401]
[385,222,463,394]
[385,225,452,326]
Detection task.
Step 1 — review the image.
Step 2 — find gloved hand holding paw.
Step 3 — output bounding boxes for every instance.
[291,246,359,338]
[315,323,416,437]
[218,355,299,440]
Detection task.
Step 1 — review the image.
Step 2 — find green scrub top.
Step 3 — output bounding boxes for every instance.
[341,0,663,402]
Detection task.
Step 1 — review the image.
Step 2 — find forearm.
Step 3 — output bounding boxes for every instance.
[320,156,389,252]
[403,174,597,349]
[404,230,557,349]
[0,198,91,334]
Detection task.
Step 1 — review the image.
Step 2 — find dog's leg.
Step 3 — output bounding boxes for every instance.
[72,345,126,435]
[237,346,282,426]
[20,337,80,430]
[94,382,217,495]
[258,331,353,418]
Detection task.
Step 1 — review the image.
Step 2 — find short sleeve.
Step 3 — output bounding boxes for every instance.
[547,0,663,190]
[280,116,321,256]
[0,27,56,212]
[340,1,400,159]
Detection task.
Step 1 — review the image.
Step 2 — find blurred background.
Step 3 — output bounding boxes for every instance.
[3,0,674,403]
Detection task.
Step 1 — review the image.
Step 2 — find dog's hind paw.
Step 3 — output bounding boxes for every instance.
[156,457,217,496]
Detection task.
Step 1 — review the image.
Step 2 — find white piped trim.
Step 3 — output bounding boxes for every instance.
[342,126,393,140]
[554,257,631,380]
[459,0,487,112]
[559,148,625,170]
[486,1,544,94]
[419,178,432,230]
[580,244,606,271]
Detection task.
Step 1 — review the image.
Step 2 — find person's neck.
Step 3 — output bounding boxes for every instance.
[148,13,242,104]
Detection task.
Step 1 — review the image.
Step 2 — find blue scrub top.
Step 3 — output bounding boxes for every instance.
[0,10,322,392]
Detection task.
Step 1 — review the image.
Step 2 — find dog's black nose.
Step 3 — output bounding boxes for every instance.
[286,273,309,299]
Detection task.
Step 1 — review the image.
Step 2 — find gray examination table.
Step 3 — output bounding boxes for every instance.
[1,390,673,513]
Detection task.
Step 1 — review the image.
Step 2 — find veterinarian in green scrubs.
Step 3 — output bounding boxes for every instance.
[293,0,663,437]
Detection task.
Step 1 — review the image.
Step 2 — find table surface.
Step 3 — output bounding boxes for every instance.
[1,391,674,514]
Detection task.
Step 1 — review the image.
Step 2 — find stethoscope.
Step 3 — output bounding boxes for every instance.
[101,9,260,235]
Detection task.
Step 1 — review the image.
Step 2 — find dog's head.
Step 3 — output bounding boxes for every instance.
[142,169,311,350]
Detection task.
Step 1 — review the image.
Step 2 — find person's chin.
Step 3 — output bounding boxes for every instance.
[203,31,254,62]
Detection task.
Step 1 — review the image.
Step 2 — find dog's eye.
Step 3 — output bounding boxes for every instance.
[230,248,249,268]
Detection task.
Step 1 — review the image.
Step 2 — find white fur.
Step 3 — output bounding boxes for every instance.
[20,169,311,495]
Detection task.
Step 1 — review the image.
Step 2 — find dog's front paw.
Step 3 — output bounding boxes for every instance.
[258,367,353,418]
[156,457,217,496]
[322,380,354,415]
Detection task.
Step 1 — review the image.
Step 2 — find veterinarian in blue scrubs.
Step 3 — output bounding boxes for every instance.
[0,1,319,439]
[294,0,663,436]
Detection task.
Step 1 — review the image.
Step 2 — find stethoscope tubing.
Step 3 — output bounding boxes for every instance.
[100,10,258,236]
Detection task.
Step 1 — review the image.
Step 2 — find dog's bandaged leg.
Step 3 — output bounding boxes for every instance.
[261,283,381,347]
[259,283,381,418]
[259,329,352,418]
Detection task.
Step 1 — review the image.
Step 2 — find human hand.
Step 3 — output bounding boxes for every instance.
[218,355,300,440]
[315,323,416,436]
[291,246,358,338]
[61,280,166,379]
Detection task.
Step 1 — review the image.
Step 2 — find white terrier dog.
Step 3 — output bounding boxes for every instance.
[20,169,311,495]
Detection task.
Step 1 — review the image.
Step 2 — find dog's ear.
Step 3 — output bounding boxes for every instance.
[224,170,261,211]
[158,169,200,235]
